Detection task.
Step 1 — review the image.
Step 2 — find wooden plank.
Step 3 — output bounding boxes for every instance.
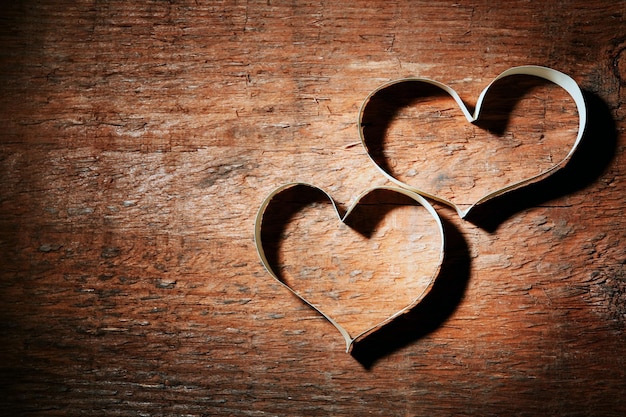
[1,1,624,415]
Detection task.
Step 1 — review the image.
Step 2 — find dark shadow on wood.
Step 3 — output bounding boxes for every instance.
[360,81,450,178]
[466,90,618,231]
[259,184,330,283]
[471,75,552,135]
[343,189,429,239]
[350,214,471,369]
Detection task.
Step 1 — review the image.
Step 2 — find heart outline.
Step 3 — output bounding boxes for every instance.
[358,65,587,219]
[254,183,445,352]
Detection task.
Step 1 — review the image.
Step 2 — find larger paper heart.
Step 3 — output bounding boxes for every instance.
[358,66,586,218]
[254,183,444,352]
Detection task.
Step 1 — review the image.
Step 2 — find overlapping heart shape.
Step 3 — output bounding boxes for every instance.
[254,183,444,352]
[255,66,586,351]
[358,65,586,218]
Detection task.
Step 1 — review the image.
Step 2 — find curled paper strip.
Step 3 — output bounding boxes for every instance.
[358,65,587,219]
[254,183,445,352]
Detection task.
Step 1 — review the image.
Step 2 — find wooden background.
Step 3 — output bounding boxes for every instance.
[1,1,625,415]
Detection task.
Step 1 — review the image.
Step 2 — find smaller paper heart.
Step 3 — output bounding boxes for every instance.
[255,184,444,352]
[358,66,587,218]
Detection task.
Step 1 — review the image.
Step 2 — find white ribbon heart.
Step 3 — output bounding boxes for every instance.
[358,66,586,218]
[254,184,445,352]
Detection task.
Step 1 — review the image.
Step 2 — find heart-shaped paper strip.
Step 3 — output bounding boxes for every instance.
[358,65,587,219]
[254,183,445,352]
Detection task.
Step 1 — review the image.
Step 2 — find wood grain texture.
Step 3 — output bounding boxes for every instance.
[1,1,624,416]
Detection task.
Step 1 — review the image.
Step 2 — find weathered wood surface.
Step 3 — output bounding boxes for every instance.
[1,1,625,415]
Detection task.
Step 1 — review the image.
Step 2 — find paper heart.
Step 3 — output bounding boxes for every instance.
[254,183,444,352]
[358,66,587,218]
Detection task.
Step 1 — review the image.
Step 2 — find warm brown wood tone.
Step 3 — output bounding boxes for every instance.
[1,1,624,415]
